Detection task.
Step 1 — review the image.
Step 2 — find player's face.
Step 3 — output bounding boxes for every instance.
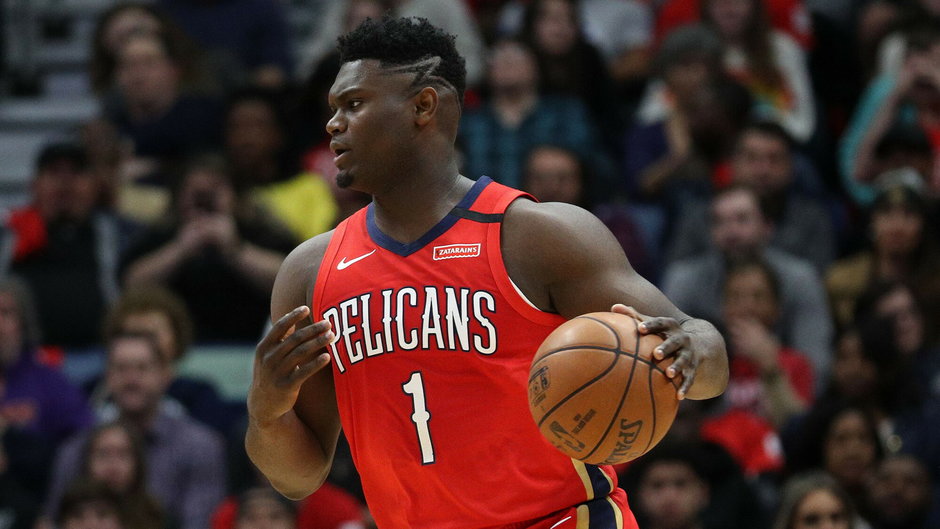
[792,490,850,529]
[326,60,416,192]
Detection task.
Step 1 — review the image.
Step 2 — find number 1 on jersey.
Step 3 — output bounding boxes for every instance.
[402,371,435,464]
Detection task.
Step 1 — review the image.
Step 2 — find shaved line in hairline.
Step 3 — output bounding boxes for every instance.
[381,56,459,98]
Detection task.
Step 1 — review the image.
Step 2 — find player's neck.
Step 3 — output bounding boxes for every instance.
[371,167,472,244]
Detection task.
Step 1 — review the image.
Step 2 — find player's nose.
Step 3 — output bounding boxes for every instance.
[326,110,346,136]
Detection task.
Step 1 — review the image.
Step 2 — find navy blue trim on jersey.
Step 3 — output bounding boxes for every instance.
[366,176,493,257]
[586,495,618,528]
[585,464,613,499]
[450,208,503,223]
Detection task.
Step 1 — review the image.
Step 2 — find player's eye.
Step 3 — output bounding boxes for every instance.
[348,100,362,109]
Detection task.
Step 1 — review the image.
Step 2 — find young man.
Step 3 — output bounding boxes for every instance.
[247,16,728,529]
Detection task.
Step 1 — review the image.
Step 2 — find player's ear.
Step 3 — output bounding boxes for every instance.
[413,86,438,126]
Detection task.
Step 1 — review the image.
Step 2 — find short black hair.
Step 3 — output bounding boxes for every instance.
[337,15,467,106]
[725,255,782,303]
[36,141,88,173]
[738,120,795,153]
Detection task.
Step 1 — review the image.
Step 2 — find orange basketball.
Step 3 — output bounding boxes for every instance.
[527,312,681,465]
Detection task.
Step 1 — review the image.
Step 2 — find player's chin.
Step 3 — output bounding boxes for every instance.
[335,171,354,189]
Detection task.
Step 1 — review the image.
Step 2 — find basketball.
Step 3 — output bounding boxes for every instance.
[527,311,681,465]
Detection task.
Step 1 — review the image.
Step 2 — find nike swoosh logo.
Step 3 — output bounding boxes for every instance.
[336,249,376,270]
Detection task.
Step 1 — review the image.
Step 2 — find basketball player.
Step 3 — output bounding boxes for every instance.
[247,17,728,529]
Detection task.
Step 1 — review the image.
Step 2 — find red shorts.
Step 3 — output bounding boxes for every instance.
[498,488,639,529]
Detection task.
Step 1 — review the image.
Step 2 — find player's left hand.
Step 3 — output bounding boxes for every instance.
[611,304,699,399]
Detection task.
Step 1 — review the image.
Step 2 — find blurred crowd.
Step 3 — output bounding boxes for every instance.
[0,0,939,528]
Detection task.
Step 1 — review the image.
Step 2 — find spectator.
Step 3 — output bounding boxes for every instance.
[156,0,293,88]
[233,487,298,529]
[0,416,41,529]
[75,421,163,529]
[93,285,238,435]
[225,88,338,241]
[389,0,485,88]
[631,24,725,128]
[120,155,296,343]
[212,482,367,529]
[296,0,389,83]
[700,0,817,142]
[823,325,891,411]
[497,0,655,103]
[840,27,940,205]
[519,0,623,152]
[56,480,126,529]
[874,0,940,75]
[656,0,813,50]
[625,75,753,205]
[826,184,940,331]
[105,30,224,180]
[772,471,858,529]
[625,441,711,529]
[0,142,139,349]
[89,2,206,98]
[46,332,226,529]
[521,144,653,280]
[786,402,884,519]
[666,121,834,271]
[0,278,94,500]
[721,257,814,428]
[866,454,934,529]
[458,39,601,189]
[853,281,940,402]
[662,185,833,379]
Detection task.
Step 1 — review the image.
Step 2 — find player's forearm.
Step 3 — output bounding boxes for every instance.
[245,411,334,499]
[679,318,729,400]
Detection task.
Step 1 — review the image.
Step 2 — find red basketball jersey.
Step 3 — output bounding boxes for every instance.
[312,177,638,529]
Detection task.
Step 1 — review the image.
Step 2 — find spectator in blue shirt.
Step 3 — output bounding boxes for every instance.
[459,39,603,189]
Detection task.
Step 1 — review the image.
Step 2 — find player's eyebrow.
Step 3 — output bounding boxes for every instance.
[328,86,365,105]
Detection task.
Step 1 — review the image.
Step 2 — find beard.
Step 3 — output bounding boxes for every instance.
[336,171,354,189]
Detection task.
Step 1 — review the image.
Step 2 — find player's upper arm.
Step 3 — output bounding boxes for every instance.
[502,200,686,321]
[270,232,343,457]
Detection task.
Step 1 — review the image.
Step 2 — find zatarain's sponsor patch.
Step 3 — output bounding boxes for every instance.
[433,243,481,260]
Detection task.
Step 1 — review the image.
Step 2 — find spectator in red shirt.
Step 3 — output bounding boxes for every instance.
[655,0,812,49]
[721,257,815,428]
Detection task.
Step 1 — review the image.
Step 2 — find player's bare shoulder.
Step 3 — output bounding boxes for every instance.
[502,199,625,267]
[272,230,336,315]
[502,199,629,311]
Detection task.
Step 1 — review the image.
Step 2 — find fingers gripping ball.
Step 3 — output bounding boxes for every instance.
[528,312,681,465]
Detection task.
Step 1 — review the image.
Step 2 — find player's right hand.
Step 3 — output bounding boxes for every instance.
[248,306,334,426]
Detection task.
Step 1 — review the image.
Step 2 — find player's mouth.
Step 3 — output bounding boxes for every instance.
[330,142,351,166]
